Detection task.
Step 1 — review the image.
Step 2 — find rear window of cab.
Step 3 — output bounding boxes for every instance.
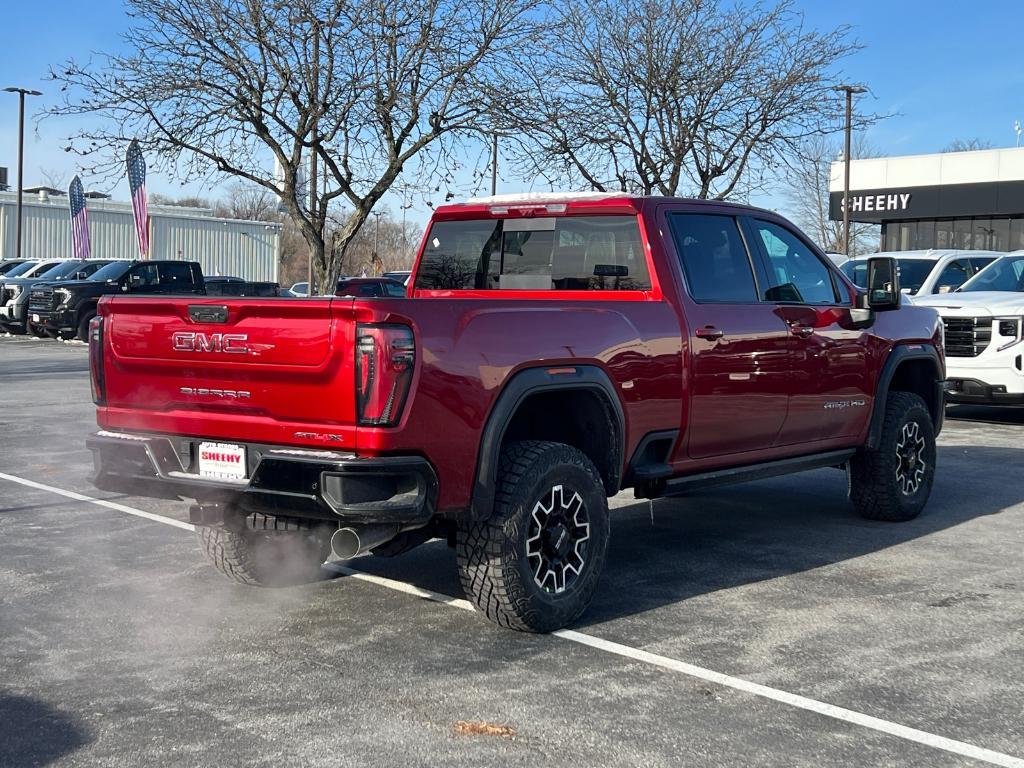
[414,215,651,291]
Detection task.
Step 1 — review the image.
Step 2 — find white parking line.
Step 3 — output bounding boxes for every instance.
[2,470,1022,768]
[0,472,196,531]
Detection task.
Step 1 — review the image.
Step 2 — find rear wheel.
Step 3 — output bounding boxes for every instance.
[456,440,610,632]
[197,514,331,587]
[849,392,936,521]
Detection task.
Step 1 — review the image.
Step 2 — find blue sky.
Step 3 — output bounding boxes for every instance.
[1,0,1022,225]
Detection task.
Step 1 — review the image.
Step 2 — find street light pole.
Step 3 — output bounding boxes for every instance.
[372,211,382,276]
[833,85,866,256]
[3,87,42,261]
[307,20,320,296]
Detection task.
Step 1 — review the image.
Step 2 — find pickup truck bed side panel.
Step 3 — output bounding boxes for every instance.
[353,299,684,512]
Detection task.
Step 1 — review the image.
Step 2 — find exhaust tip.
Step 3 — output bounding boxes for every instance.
[330,527,362,560]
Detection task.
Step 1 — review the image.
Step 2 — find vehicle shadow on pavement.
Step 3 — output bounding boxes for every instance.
[346,445,1023,628]
[579,444,1023,627]
[0,693,92,767]
[946,405,1024,426]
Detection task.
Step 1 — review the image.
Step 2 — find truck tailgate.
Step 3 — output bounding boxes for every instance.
[97,296,360,449]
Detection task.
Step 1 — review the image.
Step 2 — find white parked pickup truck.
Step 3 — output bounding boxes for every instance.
[841,249,999,298]
[916,251,1024,405]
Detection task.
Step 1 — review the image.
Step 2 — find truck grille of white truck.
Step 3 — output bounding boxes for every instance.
[942,317,992,357]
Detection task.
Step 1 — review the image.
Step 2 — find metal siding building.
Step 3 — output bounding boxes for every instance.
[0,191,280,281]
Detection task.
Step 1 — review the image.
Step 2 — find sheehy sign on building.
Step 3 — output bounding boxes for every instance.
[839,192,912,215]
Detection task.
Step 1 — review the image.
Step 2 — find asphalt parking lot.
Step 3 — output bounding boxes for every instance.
[1,336,1023,768]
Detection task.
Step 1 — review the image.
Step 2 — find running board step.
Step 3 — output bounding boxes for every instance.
[638,449,856,498]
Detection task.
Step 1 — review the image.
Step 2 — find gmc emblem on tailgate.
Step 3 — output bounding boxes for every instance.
[172,331,250,354]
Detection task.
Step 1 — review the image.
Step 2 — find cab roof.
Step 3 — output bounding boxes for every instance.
[435,191,771,219]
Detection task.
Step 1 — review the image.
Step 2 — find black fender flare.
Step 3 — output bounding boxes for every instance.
[470,365,625,520]
[867,344,945,448]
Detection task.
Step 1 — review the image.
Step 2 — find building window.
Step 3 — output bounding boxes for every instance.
[990,218,1010,251]
[1011,218,1024,251]
[915,220,936,250]
[971,218,992,249]
[954,219,973,249]
[934,220,954,249]
[896,221,916,250]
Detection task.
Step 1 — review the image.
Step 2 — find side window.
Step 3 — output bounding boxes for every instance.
[159,262,194,287]
[970,257,995,274]
[130,263,159,288]
[357,283,382,297]
[934,259,971,293]
[385,282,407,297]
[668,213,758,303]
[750,220,838,304]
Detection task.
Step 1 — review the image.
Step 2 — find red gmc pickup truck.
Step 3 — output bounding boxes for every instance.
[87,193,945,632]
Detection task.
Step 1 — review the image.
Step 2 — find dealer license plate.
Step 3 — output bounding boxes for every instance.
[31,314,40,322]
[198,442,247,480]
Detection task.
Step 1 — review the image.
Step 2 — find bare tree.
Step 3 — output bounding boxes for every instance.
[943,138,993,153]
[785,134,879,255]
[213,182,279,221]
[44,0,540,289]
[38,167,67,190]
[496,0,863,199]
[149,193,215,209]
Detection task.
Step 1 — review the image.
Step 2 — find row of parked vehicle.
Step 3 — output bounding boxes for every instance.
[839,248,1024,406]
[0,258,414,342]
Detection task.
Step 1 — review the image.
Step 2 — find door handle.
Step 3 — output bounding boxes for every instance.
[695,326,724,340]
[789,324,814,338]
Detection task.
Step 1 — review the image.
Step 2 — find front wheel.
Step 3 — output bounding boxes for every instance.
[76,311,96,343]
[457,441,610,632]
[849,392,936,521]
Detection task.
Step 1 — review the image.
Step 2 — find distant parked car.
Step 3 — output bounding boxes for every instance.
[382,270,412,285]
[0,260,62,284]
[34,259,205,341]
[1,259,112,335]
[0,259,30,276]
[335,277,407,297]
[824,252,849,268]
[286,281,310,297]
[204,276,281,297]
[841,249,998,296]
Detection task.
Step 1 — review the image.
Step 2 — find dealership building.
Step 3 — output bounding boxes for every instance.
[829,146,1024,252]
[0,189,282,281]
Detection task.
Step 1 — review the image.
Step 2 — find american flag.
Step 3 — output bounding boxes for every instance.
[126,139,149,258]
[68,175,91,260]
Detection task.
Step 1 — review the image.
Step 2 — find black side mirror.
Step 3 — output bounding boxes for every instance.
[859,257,901,311]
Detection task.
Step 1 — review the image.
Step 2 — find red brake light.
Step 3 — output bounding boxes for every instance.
[89,315,106,405]
[355,324,415,426]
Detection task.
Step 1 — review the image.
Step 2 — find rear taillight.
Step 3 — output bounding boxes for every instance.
[89,315,106,405]
[355,323,415,426]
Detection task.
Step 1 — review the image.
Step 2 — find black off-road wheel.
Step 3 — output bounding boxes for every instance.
[76,311,96,343]
[849,392,936,522]
[197,517,331,587]
[456,440,610,632]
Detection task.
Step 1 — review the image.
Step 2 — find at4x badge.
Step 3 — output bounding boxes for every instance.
[294,431,346,443]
